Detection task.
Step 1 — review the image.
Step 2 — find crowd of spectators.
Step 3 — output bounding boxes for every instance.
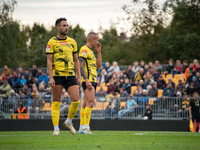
[0,58,199,119]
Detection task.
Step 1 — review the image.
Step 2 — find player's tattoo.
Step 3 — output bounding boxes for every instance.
[79,57,88,80]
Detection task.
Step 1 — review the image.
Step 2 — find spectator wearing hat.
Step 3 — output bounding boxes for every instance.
[38,71,49,87]
[2,65,11,76]
[167,77,175,89]
[148,81,158,97]
[0,80,11,99]
[43,88,52,99]
[157,75,166,89]
[175,79,186,95]
[143,103,152,120]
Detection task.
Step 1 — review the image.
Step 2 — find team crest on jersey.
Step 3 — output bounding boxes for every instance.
[60,42,68,45]
[46,45,50,51]
[82,50,87,56]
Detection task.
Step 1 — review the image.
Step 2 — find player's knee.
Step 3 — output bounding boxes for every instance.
[53,97,61,102]
[71,96,80,102]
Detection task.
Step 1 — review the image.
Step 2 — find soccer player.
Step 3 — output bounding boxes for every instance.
[46,18,82,135]
[78,32,102,134]
[189,92,200,132]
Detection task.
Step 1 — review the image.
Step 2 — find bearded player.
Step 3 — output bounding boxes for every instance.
[46,18,82,135]
[78,32,102,134]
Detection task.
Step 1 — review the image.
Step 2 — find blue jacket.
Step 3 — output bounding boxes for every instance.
[20,79,26,85]
[38,75,49,84]
[138,95,149,104]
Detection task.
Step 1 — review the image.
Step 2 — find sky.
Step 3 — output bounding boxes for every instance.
[12,0,165,35]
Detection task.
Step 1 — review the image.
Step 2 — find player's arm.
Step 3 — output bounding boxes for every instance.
[47,54,55,88]
[189,106,192,119]
[95,42,102,68]
[79,57,92,89]
[73,53,82,88]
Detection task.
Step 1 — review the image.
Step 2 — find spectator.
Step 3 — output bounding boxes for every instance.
[157,75,166,89]
[104,92,120,118]
[187,76,199,96]
[114,80,122,93]
[126,65,135,83]
[143,72,152,84]
[146,80,153,92]
[182,60,189,73]
[172,60,182,77]
[144,64,149,74]
[31,65,38,78]
[136,68,144,82]
[24,68,30,81]
[162,83,175,108]
[17,68,24,79]
[60,92,71,114]
[99,69,108,84]
[143,103,152,120]
[148,62,153,69]
[107,61,120,74]
[118,71,125,80]
[196,72,200,83]
[120,87,129,101]
[20,75,26,86]
[139,79,147,89]
[105,62,110,73]
[135,83,143,95]
[186,71,193,86]
[32,87,38,99]
[26,75,34,89]
[12,71,21,91]
[38,71,49,87]
[106,79,116,94]
[14,103,27,113]
[165,58,174,77]
[118,94,138,118]
[193,59,198,70]
[6,75,14,88]
[122,69,128,78]
[21,84,28,95]
[43,88,52,99]
[148,81,158,97]
[96,89,106,102]
[155,60,162,74]
[38,84,46,99]
[178,92,189,118]
[123,78,131,94]
[152,69,160,82]
[0,80,11,99]
[29,93,43,113]
[140,60,145,69]
[26,89,33,99]
[20,92,28,100]
[167,77,175,89]
[35,68,42,79]
[175,79,186,95]
[8,89,20,110]
[136,90,149,116]
[2,65,11,76]
[132,90,141,102]
[132,61,140,75]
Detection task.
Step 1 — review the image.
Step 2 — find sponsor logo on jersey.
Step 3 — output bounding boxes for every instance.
[60,42,68,45]
[82,50,87,56]
[46,45,50,51]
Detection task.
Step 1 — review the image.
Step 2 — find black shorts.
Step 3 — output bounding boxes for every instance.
[53,76,78,90]
[82,82,97,92]
[192,113,200,122]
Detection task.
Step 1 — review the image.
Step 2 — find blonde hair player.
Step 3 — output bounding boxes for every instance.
[78,32,102,134]
[46,18,82,135]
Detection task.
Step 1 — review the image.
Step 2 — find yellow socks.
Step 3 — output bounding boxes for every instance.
[84,107,92,126]
[80,108,85,125]
[68,101,80,119]
[51,102,60,126]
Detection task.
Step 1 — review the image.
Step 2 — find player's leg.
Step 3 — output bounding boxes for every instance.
[63,85,80,135]
[52,85,63,135]
[79,94,86,134]
[83,87,95,134]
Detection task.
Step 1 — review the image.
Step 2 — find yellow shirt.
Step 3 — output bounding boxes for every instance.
[79,45,97,82]
[46,36,77,76]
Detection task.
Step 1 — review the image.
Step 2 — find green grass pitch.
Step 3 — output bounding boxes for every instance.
[0,131,199,150]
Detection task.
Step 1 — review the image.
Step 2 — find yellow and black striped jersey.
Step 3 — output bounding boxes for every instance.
[46,36,77,76]
[79,45,97,82]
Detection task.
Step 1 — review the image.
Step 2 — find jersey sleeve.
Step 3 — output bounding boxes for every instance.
[73,40,77,53]
[79,47,88,59]
[46,39,54,54]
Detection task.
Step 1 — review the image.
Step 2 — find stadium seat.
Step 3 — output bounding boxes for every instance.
[96,86,100,92]
[174,74,180,79]
[120,102,126,110]
[103,102,109,110]
[42,103,51,111]
[148,98,154,105]
[158,89,163,97]
[166,74,172,79]
[103,86,107,91]
[131,86,137,94]
[92,102,103,110]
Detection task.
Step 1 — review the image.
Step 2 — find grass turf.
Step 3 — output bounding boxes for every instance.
[0,131,199,150]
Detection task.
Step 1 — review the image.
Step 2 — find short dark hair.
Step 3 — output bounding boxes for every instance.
[55,18,67,27]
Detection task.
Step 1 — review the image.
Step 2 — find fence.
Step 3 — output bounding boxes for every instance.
[0,96,190,120]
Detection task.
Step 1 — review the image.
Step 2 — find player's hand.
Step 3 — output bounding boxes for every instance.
[189,115,192,119]
[95,41,101,53]
[77,76,82,88]
[49,77,55,88]
[86,79,92,89]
